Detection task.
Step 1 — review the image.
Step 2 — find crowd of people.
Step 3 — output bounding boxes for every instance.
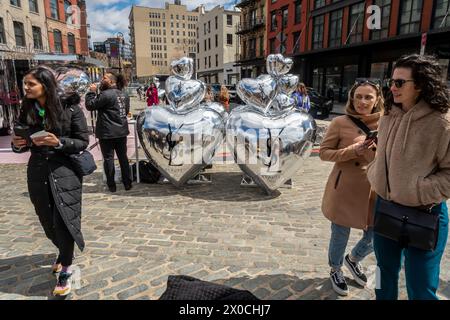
[9,54,450,299]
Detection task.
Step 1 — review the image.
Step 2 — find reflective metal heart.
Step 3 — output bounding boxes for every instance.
[137,106,225,186]
[236,74,277,110]
[165,77,206,111]
[266,54,294,78]
[226,106,316,194]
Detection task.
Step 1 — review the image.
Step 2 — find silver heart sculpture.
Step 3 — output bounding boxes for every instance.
[236,74,277,110]
[271,74,299,112]
[137,106,225,187]
[170,57,193,80]
[226,107,316,194]
[165,77,206,112]
[267,54,294,78]
[166,57,206,111]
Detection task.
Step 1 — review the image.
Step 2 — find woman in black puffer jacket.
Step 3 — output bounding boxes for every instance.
[12,67,89,297]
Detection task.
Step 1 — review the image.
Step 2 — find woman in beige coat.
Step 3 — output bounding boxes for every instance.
[320,80,383,296]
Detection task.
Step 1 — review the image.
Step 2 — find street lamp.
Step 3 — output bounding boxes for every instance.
[116,32,124,73]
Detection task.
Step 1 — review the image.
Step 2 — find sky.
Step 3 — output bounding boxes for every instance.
[86,0,238,44]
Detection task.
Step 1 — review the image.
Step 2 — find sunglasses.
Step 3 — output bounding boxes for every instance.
[355,78,381,86]
[388,79,414,88]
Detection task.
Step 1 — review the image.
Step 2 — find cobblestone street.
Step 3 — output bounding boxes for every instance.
[0,151,449,300]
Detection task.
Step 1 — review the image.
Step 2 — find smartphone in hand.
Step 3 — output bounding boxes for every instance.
[365,130,378,142]
[30,130,50,139]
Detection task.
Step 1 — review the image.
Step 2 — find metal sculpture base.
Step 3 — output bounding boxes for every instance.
[240,175,293,189]
[158,172,212,185]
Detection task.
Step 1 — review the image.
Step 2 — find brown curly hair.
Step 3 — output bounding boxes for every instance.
[385,54,450,114]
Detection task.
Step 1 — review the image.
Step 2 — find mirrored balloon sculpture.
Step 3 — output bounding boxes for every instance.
[137,54,316,193]
[137,57,226,186]
[54,66,91,96]
[227,54,317,194]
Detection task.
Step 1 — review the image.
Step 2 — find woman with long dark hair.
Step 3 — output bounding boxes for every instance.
[86,72,132,192]
[367,54,450,300]
[12,67,89,296]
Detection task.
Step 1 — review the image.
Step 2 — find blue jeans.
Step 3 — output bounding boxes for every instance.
[374,199,449,300]
[328,223,374,270]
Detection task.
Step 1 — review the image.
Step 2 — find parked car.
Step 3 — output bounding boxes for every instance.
[307,87,333,119]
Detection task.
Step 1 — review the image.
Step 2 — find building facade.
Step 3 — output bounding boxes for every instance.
[0,0,49,135]
[0,0,49,56]
[129,1,201,81]
[288,0,450,102]
[197,5,240,85]
[235,0,267,78]
[44,0,89,56]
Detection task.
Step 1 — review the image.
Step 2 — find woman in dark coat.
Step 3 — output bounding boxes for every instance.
[12,67,89,296]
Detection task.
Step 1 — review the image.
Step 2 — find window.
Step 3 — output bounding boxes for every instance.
[215,54,218,67]
[259,36,264,56]
[0,18,5,44]
[204,57,207,68]
[204,39,207,51]
[215,34,218,47]
[208,21,211,32]
[14,21,26,47]
[197,42,199,52]
[227,15,232,26]
[432,0,450,29]
[208,38,210,50]
[215,16,218,29]
[226,34,233,45]
[370,0,391,40]
[269,38,276,54]
[314,0,325,9]
[29,0,38,13]
[293,32,300,53]
[10,0,21,7]
[295,1,301,25]
[398,0,423,34]
[347,2,364,44]
[50,0,59,19]
[64,0,73,25]
[312,15,324,49]
[204,23,206,35]
[32,26,43,49]
[271,11,277,31]
[68,33,76,53]
[282,7,288,28]
[208,56,211,68]
[54,29,62,52]
[329,10,343,47]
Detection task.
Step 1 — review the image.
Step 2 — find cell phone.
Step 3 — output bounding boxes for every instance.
[365,130,378,141]
[13,126,32,145]
[30,130,50,139]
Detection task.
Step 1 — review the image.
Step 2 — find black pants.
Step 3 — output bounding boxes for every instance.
[99,137,131,187]
[37,182,74,267]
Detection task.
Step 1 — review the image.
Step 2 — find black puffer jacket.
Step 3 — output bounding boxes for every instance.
[85,88,130,139]
[13,93,89,251]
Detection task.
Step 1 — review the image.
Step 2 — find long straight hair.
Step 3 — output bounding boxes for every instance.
[21,67,63,131]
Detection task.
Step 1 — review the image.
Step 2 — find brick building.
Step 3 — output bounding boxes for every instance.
[44,0,89,56]
[267,0,450,102]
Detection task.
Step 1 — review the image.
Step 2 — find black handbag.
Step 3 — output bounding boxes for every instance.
[373,130,440,251]
[374,198,440,251]
[69,149,97,177]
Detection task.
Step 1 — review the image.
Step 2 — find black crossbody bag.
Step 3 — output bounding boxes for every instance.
[347,115,440,251]
[374,153,440,251]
